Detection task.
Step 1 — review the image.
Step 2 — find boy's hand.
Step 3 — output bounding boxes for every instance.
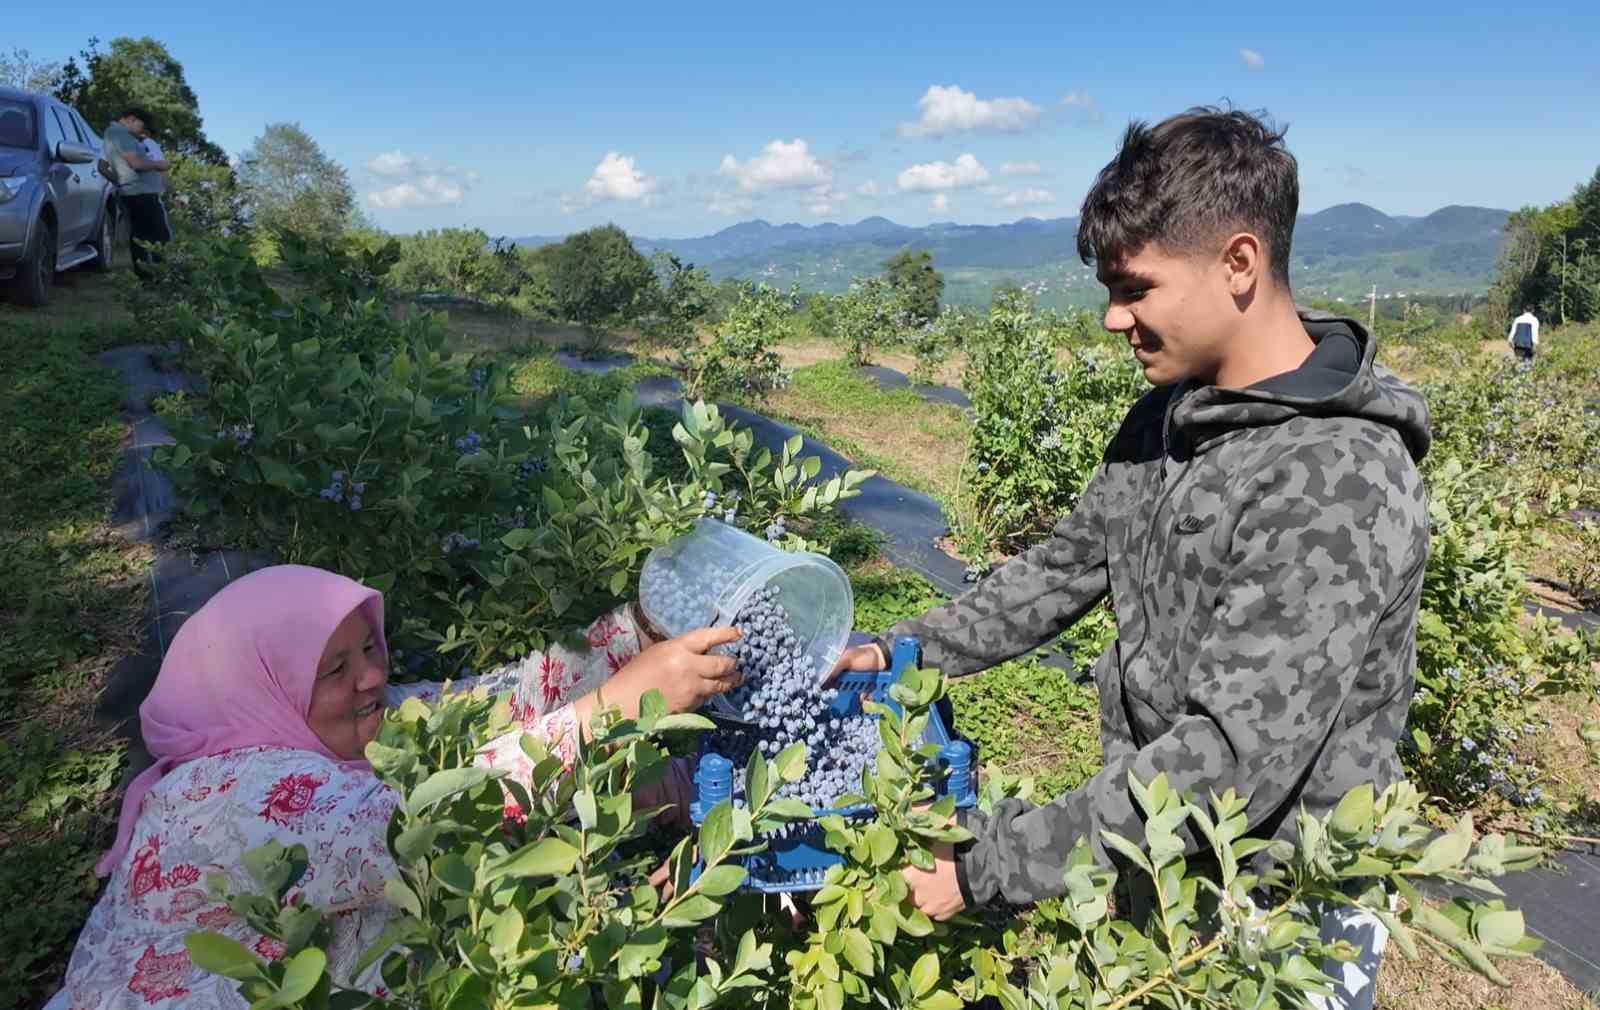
[902,841,964,920]
[824,642,887,685]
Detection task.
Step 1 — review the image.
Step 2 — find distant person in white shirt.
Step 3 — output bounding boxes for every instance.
[1507,307,1540,363]
[142,134,174,235]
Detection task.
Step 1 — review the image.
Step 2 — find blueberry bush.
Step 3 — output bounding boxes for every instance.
[678,282,794,401]
[189,666,1547,1010]
[959,290,1144,555]
[145,234,869,675]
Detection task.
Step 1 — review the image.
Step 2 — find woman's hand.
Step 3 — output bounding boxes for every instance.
[824,642,887,685]
[609,626,744,714]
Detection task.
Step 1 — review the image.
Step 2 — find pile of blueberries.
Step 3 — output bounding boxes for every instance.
[705,587,881,822]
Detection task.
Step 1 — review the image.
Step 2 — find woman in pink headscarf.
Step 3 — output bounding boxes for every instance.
[45,564,738,1010]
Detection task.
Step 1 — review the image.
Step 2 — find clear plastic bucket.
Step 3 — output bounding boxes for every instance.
[639,519,854,684]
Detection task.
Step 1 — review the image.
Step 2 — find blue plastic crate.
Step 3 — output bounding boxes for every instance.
[689,636,975,893]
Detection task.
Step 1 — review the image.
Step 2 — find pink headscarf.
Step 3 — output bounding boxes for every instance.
[97,564,388,877]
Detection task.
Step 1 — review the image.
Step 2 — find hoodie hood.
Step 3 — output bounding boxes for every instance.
[1170,310,1431,462]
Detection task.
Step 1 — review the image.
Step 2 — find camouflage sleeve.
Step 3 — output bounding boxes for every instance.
[877,466,1114,678]
[957,442,1407,907]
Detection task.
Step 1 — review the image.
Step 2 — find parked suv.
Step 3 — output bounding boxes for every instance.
[0,86,118,306]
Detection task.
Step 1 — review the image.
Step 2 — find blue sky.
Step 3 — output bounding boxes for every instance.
[24,0,1600,238]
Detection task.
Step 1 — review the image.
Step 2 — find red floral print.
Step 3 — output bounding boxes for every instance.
[260,772,325,826]
[126,944,190,1003]
[159,889,209,923]
[195,905,234,929]
[605,650,628,675]
[181,785,211,802]
[164,864,200,888]
[253,936,287,961]
[587,613,622,649]
[537,653,570,709]
[128,837,164,900]
[502,798,528,825]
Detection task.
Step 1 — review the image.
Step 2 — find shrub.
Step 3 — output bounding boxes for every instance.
[1556,520,1600,610]
[905,306,976,386]
[678,283,793,401]
[834,276,913,368]
[961,291,1144,552]
[190,668,1546,1010]
[147,239,868,674]
[1404,458,1598,810]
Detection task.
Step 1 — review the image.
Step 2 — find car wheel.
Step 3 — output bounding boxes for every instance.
[90,205,115,273]
[11,219,56,307]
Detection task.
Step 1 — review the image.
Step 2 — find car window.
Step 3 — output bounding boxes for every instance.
[69,109,99,150]
[0,98,36,150]
[42,105,69,155]
[54,106,86,144]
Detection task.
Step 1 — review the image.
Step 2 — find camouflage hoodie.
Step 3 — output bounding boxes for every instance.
[883,312,1432,907]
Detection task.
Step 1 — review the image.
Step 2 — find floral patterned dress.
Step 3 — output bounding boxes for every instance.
[44,607,643,1010]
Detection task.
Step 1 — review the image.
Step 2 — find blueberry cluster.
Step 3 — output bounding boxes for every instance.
[705,589,881,820]
[318,470,365,511]
[215,423,254,447]
[516,456,548,481]
[470,368,487,391]
[764,516,787,543]
[638,556,732,635]
[454,431,484,456]
[441,531,481,554]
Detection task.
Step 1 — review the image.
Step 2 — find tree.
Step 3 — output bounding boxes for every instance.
[390,229,520,299]
[548,225,658,353]
[0,48,62,93]
[642,252,715,350]
[882,248,944,325]
[53,37,226,164]
[237,123,359,255]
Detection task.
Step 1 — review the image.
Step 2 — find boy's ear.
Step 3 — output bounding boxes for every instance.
[1221,232,1264,295]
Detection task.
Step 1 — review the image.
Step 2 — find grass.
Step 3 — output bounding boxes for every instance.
[748,359,971,502]
[0,288,150,1006]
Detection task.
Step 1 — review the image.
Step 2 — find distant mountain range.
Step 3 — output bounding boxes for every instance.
[515,203,1510,308]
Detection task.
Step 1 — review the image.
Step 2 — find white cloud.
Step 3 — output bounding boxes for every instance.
[898,85,1041,138]
[1060,90,1096,110]
[930,194,950,213]
[719,139,832,192]
[363,150,476,209]
[583,151,659,202]
[999,161,1042,176]
[367,151,415,177]
[367,175,468,209]
[998,187,1057,208]
[1240,48,1265,70]
[855,181,884,197]
[808,201,835,216]
[896,153,990,192]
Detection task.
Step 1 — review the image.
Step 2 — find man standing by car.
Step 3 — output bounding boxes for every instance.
[101,106,169,281]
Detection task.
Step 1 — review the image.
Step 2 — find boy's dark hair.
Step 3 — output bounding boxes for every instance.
[1077,105,1299,286]
[121,106,155,132]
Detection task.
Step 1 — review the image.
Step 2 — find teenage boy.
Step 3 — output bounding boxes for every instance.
[831,106,1431,1004]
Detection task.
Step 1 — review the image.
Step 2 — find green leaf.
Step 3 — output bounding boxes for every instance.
[909,952,939,998]
[699,801,734,864]
[489,907,524,954]
[774,743,807,782]
[1329,783,1375,839]
[841,928,874,975]
[651,713,715,733]
[383,877,422,918]
[393,823,439,864]
[431,852,475,895]
[482,836,579,883]
[256,948,325,1008]
[183,932,261,981]
[618,925,669,978]
[693,864,746,898]
[1476,908,1526,949]
[405,767,489,815]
